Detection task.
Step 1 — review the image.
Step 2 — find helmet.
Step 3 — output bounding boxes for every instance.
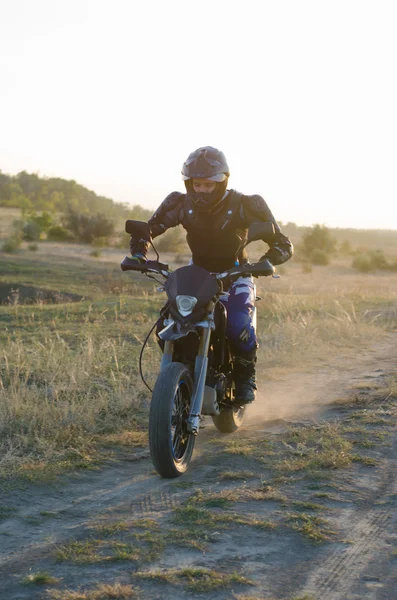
[182,146,230,181]
[181,146,230,212]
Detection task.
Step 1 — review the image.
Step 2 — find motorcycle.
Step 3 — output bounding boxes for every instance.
[121,220,275,478]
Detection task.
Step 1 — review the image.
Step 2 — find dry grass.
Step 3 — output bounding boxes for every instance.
[276,423,355,472]
[1,245,396,473]
[46,583,138,599]
[135,567,253,592]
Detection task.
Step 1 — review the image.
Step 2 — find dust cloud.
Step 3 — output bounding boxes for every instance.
[244,370,344,432]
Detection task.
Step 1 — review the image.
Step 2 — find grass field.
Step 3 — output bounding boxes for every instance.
[1,233,396,479]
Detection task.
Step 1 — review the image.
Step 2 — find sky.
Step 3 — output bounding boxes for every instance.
[1,0,396,229]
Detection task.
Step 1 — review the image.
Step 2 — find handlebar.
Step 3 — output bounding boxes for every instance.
[120,256,275,280]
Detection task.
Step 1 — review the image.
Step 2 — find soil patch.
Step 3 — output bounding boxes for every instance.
[0,283,84,305]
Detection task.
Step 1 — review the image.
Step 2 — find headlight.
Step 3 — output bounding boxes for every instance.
[176,295,198,317]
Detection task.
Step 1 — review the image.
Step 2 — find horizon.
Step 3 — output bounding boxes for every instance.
[1,0,396,230]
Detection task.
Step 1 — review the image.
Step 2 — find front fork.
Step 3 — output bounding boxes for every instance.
[186,319,213,435]
[159,305,214,436]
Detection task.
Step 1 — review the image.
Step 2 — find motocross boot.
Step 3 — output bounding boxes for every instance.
[233,348,257,405]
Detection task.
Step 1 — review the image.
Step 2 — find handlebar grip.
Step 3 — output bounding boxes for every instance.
[120,256,146,272]
[120,256,170,274]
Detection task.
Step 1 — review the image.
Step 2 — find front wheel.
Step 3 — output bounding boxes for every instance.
[149,362,195,478]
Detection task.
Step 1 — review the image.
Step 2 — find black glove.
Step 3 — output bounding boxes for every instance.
[260,245,290,266]
[129,238,150,260]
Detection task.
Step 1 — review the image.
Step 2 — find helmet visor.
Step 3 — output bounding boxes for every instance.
[182,172,227,182]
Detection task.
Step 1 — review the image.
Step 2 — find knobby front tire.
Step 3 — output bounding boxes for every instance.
[149,362,195,478]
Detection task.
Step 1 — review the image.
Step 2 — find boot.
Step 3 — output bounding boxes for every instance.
[233,348,257,406]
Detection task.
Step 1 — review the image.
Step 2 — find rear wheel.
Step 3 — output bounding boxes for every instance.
[149,362,195,478]
[212,406,245,433]
[211,382,246,433]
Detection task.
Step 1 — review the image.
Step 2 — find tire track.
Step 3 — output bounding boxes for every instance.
[301,456,397,599]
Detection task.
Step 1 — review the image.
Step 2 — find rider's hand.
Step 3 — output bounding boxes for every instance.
[260,245,289,266]
[130,251,147,264]
[129,238,149,261]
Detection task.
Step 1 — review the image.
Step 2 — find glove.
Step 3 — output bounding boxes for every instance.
[129,237,149,261]
[260,242,293,266]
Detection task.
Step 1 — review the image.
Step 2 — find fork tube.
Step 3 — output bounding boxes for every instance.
[187,303,214,434]
[160,341,174,371]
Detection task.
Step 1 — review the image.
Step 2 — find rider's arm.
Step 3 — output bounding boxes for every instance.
[241,194,294,266]
[129,192,184,259]
[148,191,184,238]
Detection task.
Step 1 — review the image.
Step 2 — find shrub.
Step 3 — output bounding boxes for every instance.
[47,225,74,241]
[369,249,389,270]
[352,255,373,273]
[1,236,22,253]
[301,225,336,263]
[352,249,392,273]
[310,249,330,265]
[154,226,188,254]
[22,211,54,241]
[23,221,41,241]
[62,211,115,244]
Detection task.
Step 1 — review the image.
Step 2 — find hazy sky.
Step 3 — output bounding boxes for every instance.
[1,0,396,229]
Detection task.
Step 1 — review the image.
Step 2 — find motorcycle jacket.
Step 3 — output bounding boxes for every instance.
[141,190,293,272]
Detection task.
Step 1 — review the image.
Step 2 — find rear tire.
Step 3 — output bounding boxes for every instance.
[149,362,195,478]
[212,405,246,433]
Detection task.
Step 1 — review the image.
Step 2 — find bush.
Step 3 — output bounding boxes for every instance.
[23,221,41,241]
[63,211,115,244]
[1,236,22,253]
[154,226,188,254]
[47,225,74,242]
[22,211,54,241]
[369,249,389,270]
[352,255,374,273]
[310,249,330,265]
[351,250,391,273]
[301,225,336,263]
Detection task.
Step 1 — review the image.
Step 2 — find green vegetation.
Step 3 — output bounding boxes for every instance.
[300,224,336,264]
[0,169,144,217]
[285,512,335,542]
[276,424,354,472]
[352,249,397,272]
[22,571,59,585]
[136,567,253,592]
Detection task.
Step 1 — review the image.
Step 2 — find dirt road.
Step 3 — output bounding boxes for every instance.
[1,333,397,599]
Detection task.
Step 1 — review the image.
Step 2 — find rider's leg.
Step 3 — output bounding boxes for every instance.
[221,276,258,405]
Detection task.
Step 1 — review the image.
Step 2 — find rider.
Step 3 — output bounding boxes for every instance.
[129,146,293,405]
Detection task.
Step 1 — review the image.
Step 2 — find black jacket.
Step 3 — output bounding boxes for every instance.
[140,190,293,272]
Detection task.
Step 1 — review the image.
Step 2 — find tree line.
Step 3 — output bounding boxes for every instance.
[0,169,143,218]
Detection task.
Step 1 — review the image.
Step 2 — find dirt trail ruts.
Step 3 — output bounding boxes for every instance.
[1,333,397,599]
